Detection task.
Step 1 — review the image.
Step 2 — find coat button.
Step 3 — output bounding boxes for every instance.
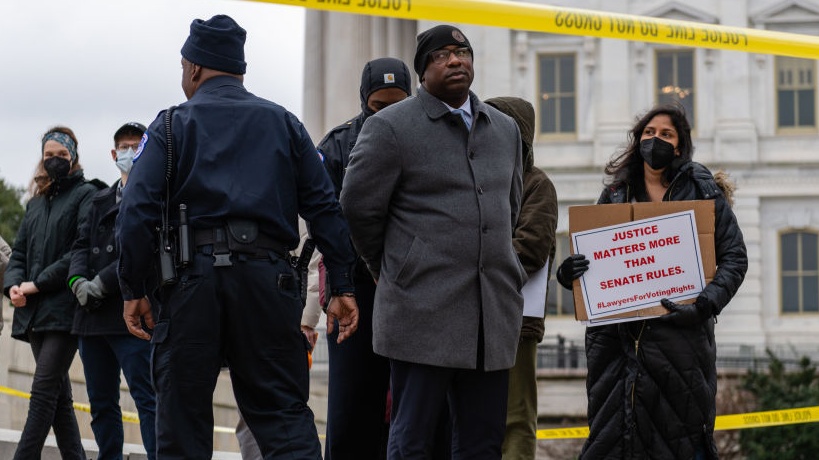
[92,247,100,254]
[469,151,475,159]
[106,245,114,253]
[482,226,488,234]
[98,225,105,233]
[477,186,483,194]
[241,234,248,241]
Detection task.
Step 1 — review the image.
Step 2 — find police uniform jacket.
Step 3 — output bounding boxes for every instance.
[116,76,355,299]
[318,113,365,198]
[68,181,131,336]
[340,86,526,371]
[4,171,101,341]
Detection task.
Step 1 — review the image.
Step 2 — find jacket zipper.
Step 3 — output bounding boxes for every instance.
[629,320,646,409]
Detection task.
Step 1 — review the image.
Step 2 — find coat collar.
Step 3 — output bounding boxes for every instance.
[92,180,121,220]
[48,170,85,196]
[194,75,245,97]
[417,85,495,126]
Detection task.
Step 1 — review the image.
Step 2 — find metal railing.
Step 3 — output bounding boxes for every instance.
[312,329,819,373]
[535,335,819,371]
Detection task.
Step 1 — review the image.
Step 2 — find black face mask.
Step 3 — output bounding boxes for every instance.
[43,157,71,181]
[639,137,676,170]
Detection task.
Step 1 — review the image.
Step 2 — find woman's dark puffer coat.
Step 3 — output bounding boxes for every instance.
[3,170,102,341]
[580,161,748,460]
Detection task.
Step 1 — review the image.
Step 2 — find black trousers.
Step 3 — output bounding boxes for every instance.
[14,331,85,460]
[325,276,390,460]
[151,251,320,459]
[388,359,509,460]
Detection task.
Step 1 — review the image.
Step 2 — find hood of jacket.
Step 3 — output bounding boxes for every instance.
[484,96,535,172]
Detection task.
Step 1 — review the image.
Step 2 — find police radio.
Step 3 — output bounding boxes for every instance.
[158,218,177,286]
[158,106,178,286]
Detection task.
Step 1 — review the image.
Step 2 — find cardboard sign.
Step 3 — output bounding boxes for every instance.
[572,210,706,321]
[568,201,716,325]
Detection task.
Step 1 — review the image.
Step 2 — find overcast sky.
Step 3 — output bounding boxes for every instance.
[0,0,305,192]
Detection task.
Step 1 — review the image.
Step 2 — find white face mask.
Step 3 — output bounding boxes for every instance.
[115,148,135,175]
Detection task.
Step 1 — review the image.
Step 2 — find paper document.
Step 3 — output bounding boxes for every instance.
[522,262,550,318]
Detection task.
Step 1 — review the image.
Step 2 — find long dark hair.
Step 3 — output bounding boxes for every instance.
[603,103,693,193]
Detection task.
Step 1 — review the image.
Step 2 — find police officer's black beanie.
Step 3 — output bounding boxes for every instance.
[413,25,472,77]
[181,14,247,75]
[359,57,412,114]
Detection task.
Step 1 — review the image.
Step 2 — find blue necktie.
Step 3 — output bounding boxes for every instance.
[452,109,471,130]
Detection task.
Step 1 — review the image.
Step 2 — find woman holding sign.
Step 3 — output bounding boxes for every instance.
[556,104,747,459]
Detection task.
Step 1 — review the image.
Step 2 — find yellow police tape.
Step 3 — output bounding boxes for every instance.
[244,0,819,59]
[0,384,235,433]
[536,405,819,440]
[4,385,817,439]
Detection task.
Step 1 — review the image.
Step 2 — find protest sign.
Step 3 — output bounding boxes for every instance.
[572,210,705,321]
[568,201,716,324]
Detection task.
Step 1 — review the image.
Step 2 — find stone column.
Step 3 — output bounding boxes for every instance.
[302,10,326,141]
[303,13,417,139]
[713,0,758,163]
[592,0,631,167]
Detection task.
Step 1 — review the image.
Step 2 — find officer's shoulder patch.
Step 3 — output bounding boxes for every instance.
[133,132,148,162]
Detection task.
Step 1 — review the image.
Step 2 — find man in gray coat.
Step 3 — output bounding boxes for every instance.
[340,24,525,459]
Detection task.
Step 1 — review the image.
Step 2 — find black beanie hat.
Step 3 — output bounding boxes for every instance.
[359,57,412,116]
[414,24,472,76]
[181,14,247,75]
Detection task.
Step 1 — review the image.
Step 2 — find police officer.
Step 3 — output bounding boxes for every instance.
[318,57,412,460]
[115,14,359,459]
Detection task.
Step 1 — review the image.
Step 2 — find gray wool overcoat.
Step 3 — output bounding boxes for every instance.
[340,86,526,371]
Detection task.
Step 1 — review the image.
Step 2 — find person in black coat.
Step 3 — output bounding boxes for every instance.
[68,122,156,460]
[116,15,359,458]
[317,56,412,460]
[4,126,103,459]
[556,104,748,459]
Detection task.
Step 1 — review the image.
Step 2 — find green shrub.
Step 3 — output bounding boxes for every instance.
[740,350,819,459]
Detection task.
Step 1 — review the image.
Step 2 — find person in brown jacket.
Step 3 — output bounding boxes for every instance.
[486,97,558,460]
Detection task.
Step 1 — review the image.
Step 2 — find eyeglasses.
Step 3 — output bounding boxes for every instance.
[117,142,140,151]
[429,47,472,65]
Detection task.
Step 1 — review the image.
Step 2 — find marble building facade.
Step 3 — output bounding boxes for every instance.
[303,0,819,361]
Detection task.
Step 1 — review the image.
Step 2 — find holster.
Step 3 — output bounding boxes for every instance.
[192,220,288,267]
[293,239,315,306]
[157,227,178,285]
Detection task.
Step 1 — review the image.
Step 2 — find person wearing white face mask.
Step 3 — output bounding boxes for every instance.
[67,121,157,460]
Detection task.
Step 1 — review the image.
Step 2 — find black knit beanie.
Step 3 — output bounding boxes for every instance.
[359,57,412,116]
[413,25,472,77]
[181,14,247,75]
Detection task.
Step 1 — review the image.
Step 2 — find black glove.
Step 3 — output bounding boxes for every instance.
[556,254,589,290]
[660,298,712,327]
